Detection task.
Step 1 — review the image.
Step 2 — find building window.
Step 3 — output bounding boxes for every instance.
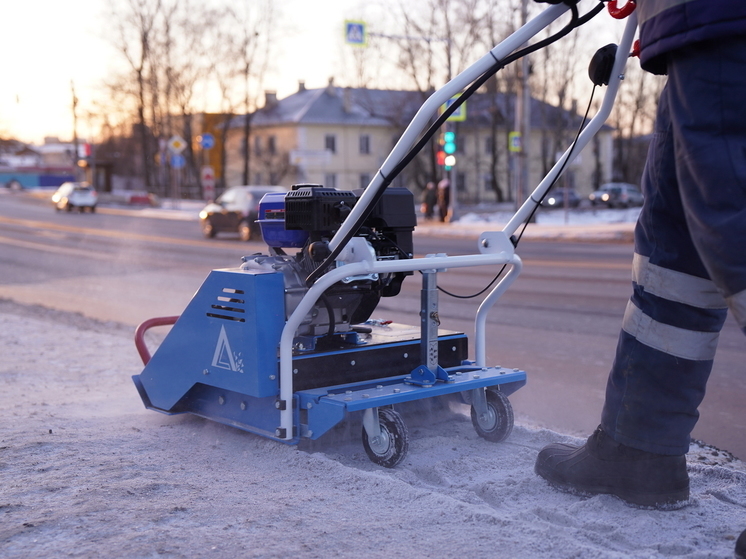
[268,135,277,155]
[325,134,336,154]
[360,173,371,189]
[254,136,262,156]
[359,134,370,155]
[324,173,337,189]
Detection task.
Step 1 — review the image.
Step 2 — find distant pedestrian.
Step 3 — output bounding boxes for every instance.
[421,182,437,220]
[437,178,450,222]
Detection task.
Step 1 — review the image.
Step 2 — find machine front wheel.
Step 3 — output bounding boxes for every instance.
[362,408,409,468]
[471,389,514,443]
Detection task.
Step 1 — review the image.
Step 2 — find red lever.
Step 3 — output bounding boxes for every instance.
[608,0,636,19]
[630,39,641,58]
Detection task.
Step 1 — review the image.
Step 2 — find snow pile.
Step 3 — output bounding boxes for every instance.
[1,300,744,558]
[416,207,641,242]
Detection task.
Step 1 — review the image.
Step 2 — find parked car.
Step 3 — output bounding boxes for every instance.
[541,187,580,208]
[199,185,286,241]
[589,182,644,208]
[51,182,98,212]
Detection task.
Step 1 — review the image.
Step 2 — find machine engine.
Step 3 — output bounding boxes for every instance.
[241,184,416,341]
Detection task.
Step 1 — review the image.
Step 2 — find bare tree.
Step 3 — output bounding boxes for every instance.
[108,0,162,190]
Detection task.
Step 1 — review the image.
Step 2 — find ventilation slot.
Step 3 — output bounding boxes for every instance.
[207,288,246,322]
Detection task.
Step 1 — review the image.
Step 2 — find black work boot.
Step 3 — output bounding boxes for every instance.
[534,426,689,507]
[736,528,746,559]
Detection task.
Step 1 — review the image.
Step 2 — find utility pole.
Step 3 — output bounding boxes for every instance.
[511,0,531,210]
[71,80,81,181]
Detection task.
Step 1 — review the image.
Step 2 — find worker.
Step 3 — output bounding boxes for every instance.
[533,0,746,554]
[437,178,450,222]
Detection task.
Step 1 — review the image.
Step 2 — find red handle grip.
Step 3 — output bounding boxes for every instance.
[607,0,636,19]
[135,315,179,365]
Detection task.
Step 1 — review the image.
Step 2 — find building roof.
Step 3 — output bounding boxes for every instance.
[234,84,608,132]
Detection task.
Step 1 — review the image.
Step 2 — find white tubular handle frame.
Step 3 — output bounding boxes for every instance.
[277,5,638,439]
[504,11,638,236]
[329,2,570,253]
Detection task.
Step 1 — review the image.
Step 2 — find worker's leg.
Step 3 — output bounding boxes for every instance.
[667,37,746,335]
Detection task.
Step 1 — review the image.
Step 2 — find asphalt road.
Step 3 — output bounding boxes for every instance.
[1,190,744,459]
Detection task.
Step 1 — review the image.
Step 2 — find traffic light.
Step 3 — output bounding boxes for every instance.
[443,131,456,154]
[437,150,446,166]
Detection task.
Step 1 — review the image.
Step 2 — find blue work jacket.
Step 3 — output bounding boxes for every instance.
[638,0,746,74]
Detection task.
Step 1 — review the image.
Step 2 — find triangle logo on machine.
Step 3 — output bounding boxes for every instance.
[211,325,243,373]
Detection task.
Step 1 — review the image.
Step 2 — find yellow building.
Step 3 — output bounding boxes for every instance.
[223,81,613,204]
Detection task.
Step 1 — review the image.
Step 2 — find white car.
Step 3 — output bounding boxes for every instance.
[52,182,98,212]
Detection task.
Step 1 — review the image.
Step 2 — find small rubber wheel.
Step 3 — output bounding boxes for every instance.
[66,203,73,212]
[238,220,252,242]
[361,408,409,468]
[202,220,216,238]
[89,206,96,213]
[471,389,514,442]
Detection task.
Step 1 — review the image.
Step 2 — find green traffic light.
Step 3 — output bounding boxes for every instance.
[443,131,455,143]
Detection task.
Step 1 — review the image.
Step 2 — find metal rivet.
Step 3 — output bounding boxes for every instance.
[376,385,383,390]
[473,374,481,379]
[202,369,209,375]
[218,396,225,405]
[393,388,401,393]
[362,394,370,399]
[344,397,352,401]
[240,401,247,410]
[306,402,313,409]
[269,375,276,380]
[293,368,298,375]
[452,346,456,351]
[350,360,356,366]
[403,353,408,358]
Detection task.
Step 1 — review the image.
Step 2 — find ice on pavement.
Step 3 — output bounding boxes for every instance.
[1,299,743,558]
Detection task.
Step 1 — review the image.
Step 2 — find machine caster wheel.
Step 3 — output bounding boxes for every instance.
[361,408,409,468]
[471,389,514,442]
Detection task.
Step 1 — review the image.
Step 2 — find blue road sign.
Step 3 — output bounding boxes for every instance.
[345,20,367,47]
[171,154,186,169]
[199,133,215,150]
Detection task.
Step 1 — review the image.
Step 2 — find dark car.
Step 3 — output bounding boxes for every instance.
[199,185,286,241]
[541,187,580,208]
[589,182,644,208]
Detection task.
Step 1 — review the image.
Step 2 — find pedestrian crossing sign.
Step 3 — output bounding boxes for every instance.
[345,20,367,47]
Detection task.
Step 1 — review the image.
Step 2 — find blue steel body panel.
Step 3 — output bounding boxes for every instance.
[135,268,286,411]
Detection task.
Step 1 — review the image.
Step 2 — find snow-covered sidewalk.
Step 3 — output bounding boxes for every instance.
[1,299,743,558]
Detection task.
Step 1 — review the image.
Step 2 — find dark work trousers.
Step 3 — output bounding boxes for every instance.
[601,37,746,456]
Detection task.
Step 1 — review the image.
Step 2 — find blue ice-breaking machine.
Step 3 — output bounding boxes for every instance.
[133,1,638,467]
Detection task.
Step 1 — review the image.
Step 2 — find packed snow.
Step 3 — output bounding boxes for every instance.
[1,298,744,559]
